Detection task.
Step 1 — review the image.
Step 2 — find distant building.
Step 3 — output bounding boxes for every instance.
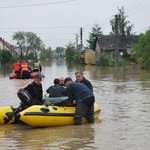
[0,38,19,56]
[51,50,56,58]
[94,35,139,63]
[80,49,96,65]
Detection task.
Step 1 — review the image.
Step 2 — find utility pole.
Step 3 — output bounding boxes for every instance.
[76,34,79,51]
[80,28,83,51]
[3,39,5,78]
[115,14,120,66]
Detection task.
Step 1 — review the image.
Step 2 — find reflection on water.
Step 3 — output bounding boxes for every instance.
[0,124,100,150]
[0,59,150,150]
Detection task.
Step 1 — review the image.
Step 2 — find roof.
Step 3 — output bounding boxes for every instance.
[0,38,19,55]
[94,35,139,50]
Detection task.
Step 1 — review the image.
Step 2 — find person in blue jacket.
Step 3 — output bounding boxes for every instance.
[64,77,95,125]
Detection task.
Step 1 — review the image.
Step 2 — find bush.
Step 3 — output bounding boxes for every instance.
[72,53,81,63]
[98,53,115,66]
[0,50,18,64]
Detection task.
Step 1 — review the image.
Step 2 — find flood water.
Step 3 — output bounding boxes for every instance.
[0,59,150,150]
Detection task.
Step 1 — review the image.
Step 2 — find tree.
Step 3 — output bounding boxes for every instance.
[55,47,64,53]
[0,49,17,64]
[65,42,80,63]
[132,29,150,69]
[110,6,134,36]
[87,23,103,49]
[12,31,45,61]
[40,47,52,60]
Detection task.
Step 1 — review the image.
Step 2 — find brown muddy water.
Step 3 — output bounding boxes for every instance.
[0,59,150,150]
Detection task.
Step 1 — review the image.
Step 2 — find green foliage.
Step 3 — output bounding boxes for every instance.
[55,47,64,53]
[65,43,80,63]
[72,53,81,63]
[12,31,45,60]
[27,52,34,59]
[40,47,52,60]
[110,6,134,35]
[132,30,150,69]
[0,49,17,64]
[87,23,103,49]
[98,52,115,66]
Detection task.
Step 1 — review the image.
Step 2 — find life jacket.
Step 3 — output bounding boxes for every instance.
[33,62,40,70]
[13,62,20,72]
[21,62,29,72]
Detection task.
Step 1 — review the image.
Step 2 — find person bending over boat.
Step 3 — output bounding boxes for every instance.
[64,77,95,125]
[24,73,43,105]
[46,78,66,97]
[75,71,93,92]
[33,60,42,72]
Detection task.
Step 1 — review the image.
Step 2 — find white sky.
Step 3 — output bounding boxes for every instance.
[0,0,150,49]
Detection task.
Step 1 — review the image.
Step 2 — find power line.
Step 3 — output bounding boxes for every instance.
[0,0,78,9]
[0,23,110,30]
[134,26,150,33]
[125,0,150,16]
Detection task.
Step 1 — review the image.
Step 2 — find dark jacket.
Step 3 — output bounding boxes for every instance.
[46,85,66,97]
[66,82,94,103]
[24,81,43,105]
[75,77,93,92]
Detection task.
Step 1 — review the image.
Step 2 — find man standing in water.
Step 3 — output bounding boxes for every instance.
[64,77,95,125]
[75,71,93,92]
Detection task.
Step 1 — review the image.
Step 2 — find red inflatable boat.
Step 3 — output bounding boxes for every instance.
[9,72,39,79]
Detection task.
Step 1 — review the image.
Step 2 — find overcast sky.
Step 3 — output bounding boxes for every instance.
[0,0,150,49]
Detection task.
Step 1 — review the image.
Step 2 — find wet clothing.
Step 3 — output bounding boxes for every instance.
[46,85,66,97]
[75,100,94,125]
[24,81,43,105]
[66,82,95,125]
[33,62,42,72]
[75,77,93,92]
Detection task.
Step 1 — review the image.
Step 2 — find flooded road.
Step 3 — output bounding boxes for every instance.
[0,59,150,150]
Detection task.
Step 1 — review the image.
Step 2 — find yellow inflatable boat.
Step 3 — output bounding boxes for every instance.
[17,103,101,127]
[0,90,101,127]
[0,104,100,127]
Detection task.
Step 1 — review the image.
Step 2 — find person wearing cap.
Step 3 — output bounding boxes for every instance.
[75,71,93,92]
[24,73,43,105]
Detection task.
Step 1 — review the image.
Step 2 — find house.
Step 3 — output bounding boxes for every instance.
[0,38,19,56]
[80,49,96,65]
[94,35,139,62]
